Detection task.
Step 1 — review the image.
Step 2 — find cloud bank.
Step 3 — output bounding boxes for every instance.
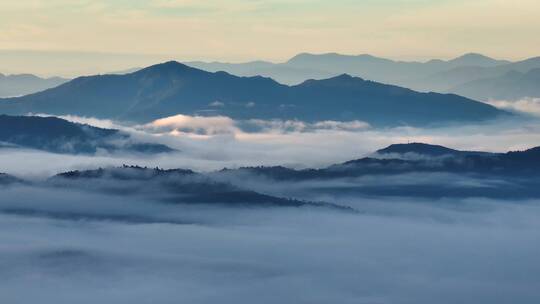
[3,113,540,178]
[0,184,539,304]
[486,98,540,117]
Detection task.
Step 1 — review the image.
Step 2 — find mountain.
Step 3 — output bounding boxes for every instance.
[186,52,511,88]
[49,165,345,210]
[374,142,491,157]
[184,53,540,96]
[44,142,540,203]
[420,57,540,93]
[215,142,540,180]
[0,115,174,154]
[0,61,506,127]
[41,142,540,203]
[210,143,540,200]
[322,143,540,177]
[445,53,510,67]
[448,68,540,101]
[8,143,540,205]
[0,173,21,185]
[0,73,68,97]
[187,59,335,86]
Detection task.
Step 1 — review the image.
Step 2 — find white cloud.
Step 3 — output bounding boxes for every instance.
[486,98,540,117]
[143,114,239,136]
[34,113,120,129]
[209,101,225,107]
[3,113,540,178]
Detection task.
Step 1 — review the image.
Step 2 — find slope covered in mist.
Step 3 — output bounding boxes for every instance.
[450,68,540,101]
[0,115,174,155]
[0,73,68,97]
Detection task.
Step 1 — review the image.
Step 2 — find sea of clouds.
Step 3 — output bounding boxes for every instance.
[1,109,540,303]
[0,184,539,304]
[3,111,540,178]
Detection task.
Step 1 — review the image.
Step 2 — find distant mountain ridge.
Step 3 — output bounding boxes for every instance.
[375,143,491,157]
[186,53,540,98]
[0,73,68,97]
[4,52,539,101]
[0,61,506,127]
[449,68,540,101]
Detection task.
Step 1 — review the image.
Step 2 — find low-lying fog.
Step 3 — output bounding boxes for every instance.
[0,185,539,304]
[1,110,540,178]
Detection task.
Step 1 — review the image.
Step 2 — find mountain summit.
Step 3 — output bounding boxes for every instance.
[447,53,509,67]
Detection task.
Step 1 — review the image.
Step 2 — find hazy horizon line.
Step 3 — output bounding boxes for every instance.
[1,48,536,78]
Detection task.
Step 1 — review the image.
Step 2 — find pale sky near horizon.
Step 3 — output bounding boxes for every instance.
[1,0,539,76]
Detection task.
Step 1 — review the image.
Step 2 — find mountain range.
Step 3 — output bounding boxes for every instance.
[4,143,540,209]
[4,53,539,104]
[373,142,491,158]
[46,165,343,210]
[0,73,68,97]
[211,143,540,200]
[0,61,506,127]
[449,68,540,101]
[216,142,540,180]
[0,115,174,155]
[187,53,540,100]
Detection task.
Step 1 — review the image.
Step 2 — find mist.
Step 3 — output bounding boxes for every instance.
[485,98,540,117]
[1,111,540,303]
[0,182,539,304]
[2,113,540,178]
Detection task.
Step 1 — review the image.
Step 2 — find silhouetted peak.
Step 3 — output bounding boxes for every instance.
[286,52,343,64]
[453,53,491,60]
[332,73,356,80]
[137,60,197,75]
[287,52,390,64]
[161,60,188,67]
[286,52,315,62]
[426,59,445,64]
[297,73,364,87]
[507,146,540,158]
[448,53,504,66]
[377,143,460,156]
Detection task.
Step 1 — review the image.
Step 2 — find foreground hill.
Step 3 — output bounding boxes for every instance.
[48,165,345,210]
[0,173,21,185]
[211,143,540,200]
[222,143,540,179]
[5,143,540,207]
[0,115,174,154]
[0,73,68,97]
[0,61,505,127]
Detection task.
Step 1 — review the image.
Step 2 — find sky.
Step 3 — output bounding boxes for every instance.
[1,0,539,75]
